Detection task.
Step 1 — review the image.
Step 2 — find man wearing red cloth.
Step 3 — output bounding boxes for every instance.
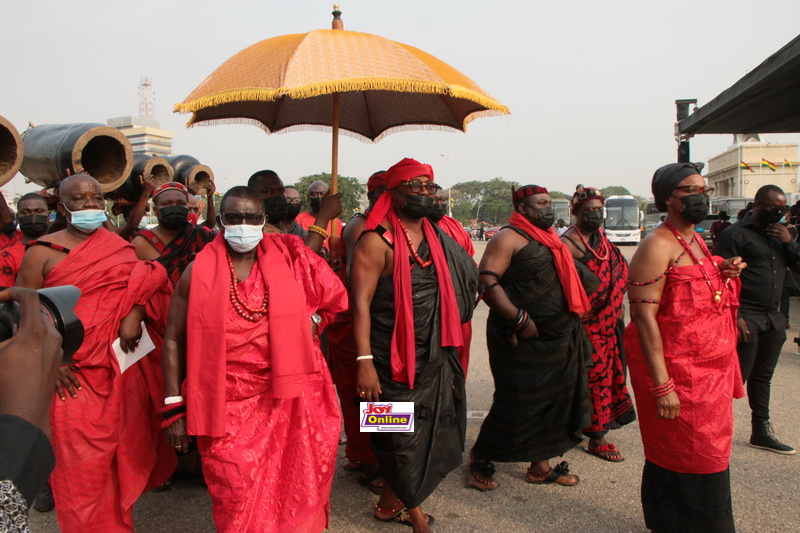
[330,171,387,493]
[467,185,595,491]
[0,193,23,250]
[295,180,343,251]
[0,193,50,287]
[627,163,746,533]
[163,186,347,533]
[16,174,176,533]
[429,186,476,376]
[561,187,635,462]
[352,159,477,532]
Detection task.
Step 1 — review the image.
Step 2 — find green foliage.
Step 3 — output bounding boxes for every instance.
[549,190,571,199]
[291,173,364,220]
[450,178,520,226]
[601,186,632,197]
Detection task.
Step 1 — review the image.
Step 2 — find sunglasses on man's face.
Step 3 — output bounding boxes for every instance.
[221,212,266,225]
[762,203,791,216]
[672,185,715,196]
[398,181,440,194]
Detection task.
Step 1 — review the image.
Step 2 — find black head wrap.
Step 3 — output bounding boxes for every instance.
[652,162,703,212]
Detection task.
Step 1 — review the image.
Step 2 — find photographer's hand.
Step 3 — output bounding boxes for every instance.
[118,305,145,353]
[0,287,63,434]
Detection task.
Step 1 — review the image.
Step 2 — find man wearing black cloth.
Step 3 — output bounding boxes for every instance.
[714,184,796,454]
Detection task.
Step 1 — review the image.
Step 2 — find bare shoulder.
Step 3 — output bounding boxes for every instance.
[560,227,582,258]
[629,226,677,279]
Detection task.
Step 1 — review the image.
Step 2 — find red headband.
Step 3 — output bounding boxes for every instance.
[571,187,605,212]
[152,181,188,199]
[367,172,388,193]
[386,158,434,189]
[512,185,548,203]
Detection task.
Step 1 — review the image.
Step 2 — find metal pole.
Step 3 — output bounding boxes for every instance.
[440,154,456,217]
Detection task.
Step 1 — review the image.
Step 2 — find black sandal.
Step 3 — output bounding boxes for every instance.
[526,461,579,486]
[465,460,500,491]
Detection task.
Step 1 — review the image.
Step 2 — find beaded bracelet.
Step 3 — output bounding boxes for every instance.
[650,378,675,399]
[629,299,660,304]
[308,225,329,239]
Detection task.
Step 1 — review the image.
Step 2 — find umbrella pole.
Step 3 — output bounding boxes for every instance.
[329,92,341,261]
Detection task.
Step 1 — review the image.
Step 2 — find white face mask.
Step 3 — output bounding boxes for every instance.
[222,222,264,252]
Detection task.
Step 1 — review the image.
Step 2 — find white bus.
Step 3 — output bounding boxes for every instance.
[552,198,571,226]
[604,195,643,244]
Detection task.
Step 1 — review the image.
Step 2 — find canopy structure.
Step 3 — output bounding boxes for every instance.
[679,34,800,135]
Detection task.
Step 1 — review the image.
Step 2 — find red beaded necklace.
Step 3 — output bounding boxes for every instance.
[226,251,268,321]
[663,218,726,304]
[575,227,610,261]
[398,221,432,268]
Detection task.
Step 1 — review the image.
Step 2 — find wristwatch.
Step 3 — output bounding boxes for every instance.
[311,314,322,326]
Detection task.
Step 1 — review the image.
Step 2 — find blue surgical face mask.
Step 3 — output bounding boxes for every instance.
[222,222,264,252]
[65,207,107,233]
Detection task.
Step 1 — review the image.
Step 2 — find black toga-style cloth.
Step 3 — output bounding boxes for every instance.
[473,226,593,463]
[368,227,477,509]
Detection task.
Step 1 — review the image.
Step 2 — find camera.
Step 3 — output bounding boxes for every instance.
[0,285,84,365]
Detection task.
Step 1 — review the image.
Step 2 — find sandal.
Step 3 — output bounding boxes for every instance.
[526,461,579,486]
[585,442,625,462]
[358,470,385,495]
[380,508,435,528]
[465,461,500,491]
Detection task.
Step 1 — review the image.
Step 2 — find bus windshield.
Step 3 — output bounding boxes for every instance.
[605,198,639,230]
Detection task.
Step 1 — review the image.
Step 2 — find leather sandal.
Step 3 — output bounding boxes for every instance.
[465,461,500,491]
[585,442,625,462]
[526,461,579,486]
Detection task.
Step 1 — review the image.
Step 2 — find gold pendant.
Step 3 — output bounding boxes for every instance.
[714,291,722,303]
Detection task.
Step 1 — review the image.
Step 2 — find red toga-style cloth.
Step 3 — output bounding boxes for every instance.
[436,214,475,376]
[625,255,744,474]
[38,229,176,532]
[0,230,22,250]
[0,240,25,287]
[186,234,347,533]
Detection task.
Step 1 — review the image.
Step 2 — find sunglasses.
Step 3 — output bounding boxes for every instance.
[221,212,266,225]
[762,203,791,216]
[398,181,440,194]
[672,185,715,196]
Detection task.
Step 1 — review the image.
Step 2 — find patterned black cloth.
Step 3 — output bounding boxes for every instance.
[473,227,592,463]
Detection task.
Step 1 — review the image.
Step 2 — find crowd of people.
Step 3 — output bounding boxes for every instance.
[0,157,796,533]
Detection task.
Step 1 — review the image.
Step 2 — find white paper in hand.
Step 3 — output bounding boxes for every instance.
[112,322,156,373]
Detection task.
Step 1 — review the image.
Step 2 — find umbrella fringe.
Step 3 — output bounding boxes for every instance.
[183,117,507,143]
[175,80,509,116]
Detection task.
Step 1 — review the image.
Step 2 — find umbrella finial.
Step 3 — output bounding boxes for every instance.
[332,5,343,30]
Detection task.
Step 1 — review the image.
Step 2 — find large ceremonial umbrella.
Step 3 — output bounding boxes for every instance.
[174,6,509,195]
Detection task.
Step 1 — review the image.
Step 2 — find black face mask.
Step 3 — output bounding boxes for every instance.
[580,210,603,232]
[428,203,447,222]
[2,220,17,235]
[309,197,322,212]
[18,214,49,238]
[399,194,434,219]
[285,203,301,221]
[264,195,288,224]
[758,208,786,227]
[158,205,189,230]
[530,205,555,229]
[675,193,708,224]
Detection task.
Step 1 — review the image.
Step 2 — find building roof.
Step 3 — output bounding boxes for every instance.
[679,35,800,135]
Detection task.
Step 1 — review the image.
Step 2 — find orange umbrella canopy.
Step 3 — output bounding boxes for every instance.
[175,28,509,142]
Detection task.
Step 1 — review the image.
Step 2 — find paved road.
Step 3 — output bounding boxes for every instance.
[30,241,800,532]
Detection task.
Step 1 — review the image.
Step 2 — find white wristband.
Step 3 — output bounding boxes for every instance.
[356,355,374,361]
[165,396,184,405]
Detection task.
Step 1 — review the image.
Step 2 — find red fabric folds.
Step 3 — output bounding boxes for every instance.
[509,212,590,315]
[437,215,475,257]
[186,233,346,437]
[38,229,175,532]
[0,240,25,286]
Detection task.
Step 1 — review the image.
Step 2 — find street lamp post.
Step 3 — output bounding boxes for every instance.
[440,154,456,217]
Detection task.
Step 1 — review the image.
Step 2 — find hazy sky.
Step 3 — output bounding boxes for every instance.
[3,0,800,198]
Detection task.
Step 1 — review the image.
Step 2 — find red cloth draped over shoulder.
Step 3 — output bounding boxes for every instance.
[0,230,22,250]
[185,233,346,437]
[437,215,475,257]
[365,158,463,388]
[0,241,25,287]
[41,228,176,530]
[508,212,590,315]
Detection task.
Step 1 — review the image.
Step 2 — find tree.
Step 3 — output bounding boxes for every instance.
[450,178,520,226]
[291,173,364,221]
